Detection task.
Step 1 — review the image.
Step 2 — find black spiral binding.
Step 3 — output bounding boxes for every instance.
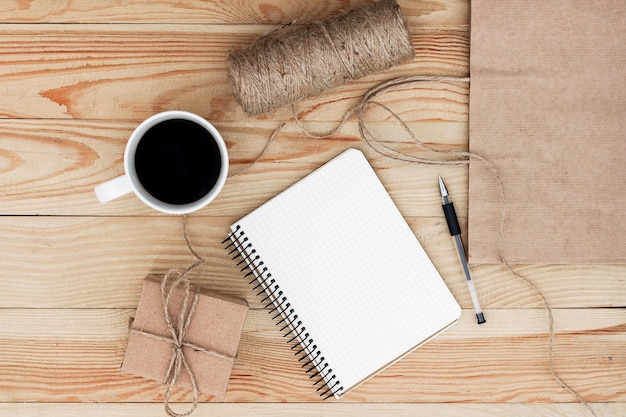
[223,225,344,399]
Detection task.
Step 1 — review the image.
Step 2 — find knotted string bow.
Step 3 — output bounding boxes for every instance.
[130,216,236,417]
[161,268,200,417]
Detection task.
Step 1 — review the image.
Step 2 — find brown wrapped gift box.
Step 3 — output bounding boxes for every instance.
[121,276,248,397]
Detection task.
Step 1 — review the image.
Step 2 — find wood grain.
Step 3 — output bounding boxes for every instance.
[0,116,472,216]
[0,0,623,414]
[0,216,624,309]
[0,0,469,26]
[0,403,622,417]
[0,308,623,402]
[0,24,468,120]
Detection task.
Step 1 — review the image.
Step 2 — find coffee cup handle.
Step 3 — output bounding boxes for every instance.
[94,175,132,203]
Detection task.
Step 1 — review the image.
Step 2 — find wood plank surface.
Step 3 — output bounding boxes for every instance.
[0,24,468,120]
[0,215,624,309]
[0,118,471,216]
[0,403,622,417]
[0,0,623,415]
[0,308,623,402]
[0,0,468,26]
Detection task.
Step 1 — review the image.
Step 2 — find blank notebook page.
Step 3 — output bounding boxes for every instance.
[231,148,460,396]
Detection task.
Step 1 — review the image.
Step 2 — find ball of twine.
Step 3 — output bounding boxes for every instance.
[228,0,415,116]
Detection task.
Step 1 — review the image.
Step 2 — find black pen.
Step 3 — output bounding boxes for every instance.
[438,177,486,324]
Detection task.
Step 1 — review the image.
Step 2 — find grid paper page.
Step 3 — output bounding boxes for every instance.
[231,148,461,397]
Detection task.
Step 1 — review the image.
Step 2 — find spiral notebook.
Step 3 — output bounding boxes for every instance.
[227,148,460,398]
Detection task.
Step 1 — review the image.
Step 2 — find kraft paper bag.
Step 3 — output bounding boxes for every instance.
[468,0,626,264]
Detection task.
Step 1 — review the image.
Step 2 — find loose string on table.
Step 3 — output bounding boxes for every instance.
[227,75,598,417]
[131,216,236,417]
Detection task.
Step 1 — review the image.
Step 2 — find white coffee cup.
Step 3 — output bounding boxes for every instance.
[94,111,228,214]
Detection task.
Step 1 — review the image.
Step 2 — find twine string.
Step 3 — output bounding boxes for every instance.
[229,122,286,178]
[230,76,598,417]
[161,269,200,417]
[130,216,236,417]
[315,21,356,81]
[228,0,414,116]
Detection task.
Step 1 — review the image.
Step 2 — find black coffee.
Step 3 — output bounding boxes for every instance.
[134,119,222,205]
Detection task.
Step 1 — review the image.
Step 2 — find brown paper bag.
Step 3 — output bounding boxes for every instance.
[468,0,626,263]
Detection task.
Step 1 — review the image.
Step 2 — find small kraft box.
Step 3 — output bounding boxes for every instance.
[121,275,248,397]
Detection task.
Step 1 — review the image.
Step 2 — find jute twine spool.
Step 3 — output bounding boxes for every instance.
[228,0,414,116]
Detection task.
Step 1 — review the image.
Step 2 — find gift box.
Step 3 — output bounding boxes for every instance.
[121,275,248,397]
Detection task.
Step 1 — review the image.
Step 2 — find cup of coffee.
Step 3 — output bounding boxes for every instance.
[95,111,228,214]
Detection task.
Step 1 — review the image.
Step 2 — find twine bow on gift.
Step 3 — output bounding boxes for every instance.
[130,216,237,417]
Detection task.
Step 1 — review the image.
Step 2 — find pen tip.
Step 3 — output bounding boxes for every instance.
[438,176,448,198]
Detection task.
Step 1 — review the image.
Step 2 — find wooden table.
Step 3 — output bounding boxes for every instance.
[1,1,624,416]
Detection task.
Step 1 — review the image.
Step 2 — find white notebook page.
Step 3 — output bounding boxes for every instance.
[231,148,461,397]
